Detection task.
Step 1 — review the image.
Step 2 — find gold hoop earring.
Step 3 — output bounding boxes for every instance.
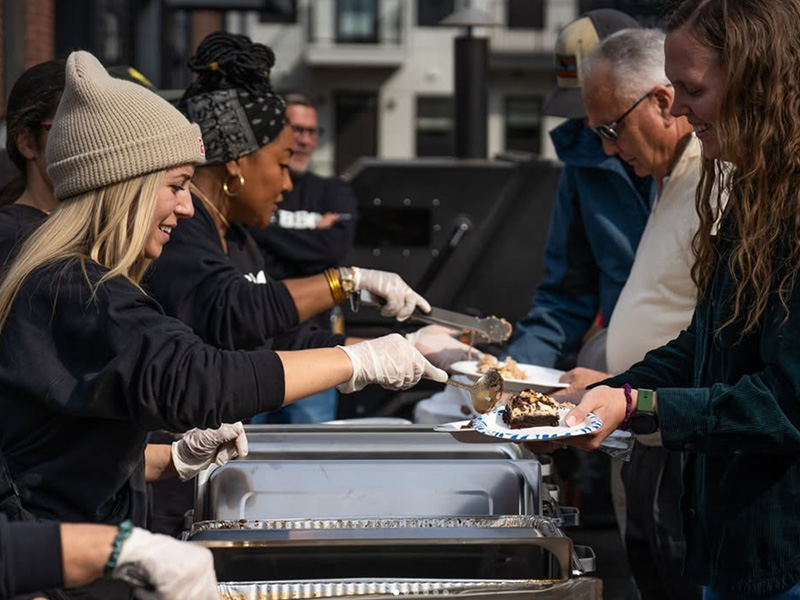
[223,173,245,197]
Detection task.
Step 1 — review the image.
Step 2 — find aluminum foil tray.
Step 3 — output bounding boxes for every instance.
[218,578,535,599]
[192,515,561,536]
[217,577,603,600]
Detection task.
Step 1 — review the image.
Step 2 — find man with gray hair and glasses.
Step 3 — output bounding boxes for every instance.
[558,27,705,600]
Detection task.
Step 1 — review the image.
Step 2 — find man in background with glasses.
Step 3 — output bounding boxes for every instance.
[506,9,655,373]
[249,91,358,424]
[562,27,703,600]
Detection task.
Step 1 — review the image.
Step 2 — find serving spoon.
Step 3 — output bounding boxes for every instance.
[444,368,504,414]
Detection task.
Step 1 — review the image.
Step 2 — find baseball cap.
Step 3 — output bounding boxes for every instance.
[543,9,641,119]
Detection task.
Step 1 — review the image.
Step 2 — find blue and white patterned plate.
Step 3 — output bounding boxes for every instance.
[473,407,602,441]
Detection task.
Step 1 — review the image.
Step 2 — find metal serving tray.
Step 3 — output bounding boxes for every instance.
[192,515,562,537]
[217,577,602,600]
[196,526,574,583]
[197,459,541,522]
[190,516,594,576]
[241,424,535,462]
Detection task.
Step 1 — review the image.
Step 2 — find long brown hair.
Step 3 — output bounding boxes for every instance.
[667,0,800,334]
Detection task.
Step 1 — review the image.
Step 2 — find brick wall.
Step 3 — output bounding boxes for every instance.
[191,10,222,56]
[24,0,55,68]
[0,0,54,116]
[0,0,5,116]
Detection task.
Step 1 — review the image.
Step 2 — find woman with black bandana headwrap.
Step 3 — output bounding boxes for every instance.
[144,32,436,355]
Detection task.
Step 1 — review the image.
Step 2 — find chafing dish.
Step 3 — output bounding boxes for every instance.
[196,459,541,522]
[191,516,594,577]
[241,424,536,461]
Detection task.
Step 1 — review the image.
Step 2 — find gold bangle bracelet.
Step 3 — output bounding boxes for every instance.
[324,268,346,304]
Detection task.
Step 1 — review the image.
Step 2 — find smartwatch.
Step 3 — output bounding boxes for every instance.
[629,388,659,435]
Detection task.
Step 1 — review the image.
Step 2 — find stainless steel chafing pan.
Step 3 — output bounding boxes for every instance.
[196,459,542,522]
[196,526,574,584]
[241,424,536,461]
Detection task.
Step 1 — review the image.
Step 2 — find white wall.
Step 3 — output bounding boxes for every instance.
[229,0,577,175]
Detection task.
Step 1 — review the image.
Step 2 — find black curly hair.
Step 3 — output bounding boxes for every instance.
[180,31,287,164]
[183,31,276,99]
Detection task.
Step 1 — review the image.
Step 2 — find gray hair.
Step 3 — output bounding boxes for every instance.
[581,28,669,101]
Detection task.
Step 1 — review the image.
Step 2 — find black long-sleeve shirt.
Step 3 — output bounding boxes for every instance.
[144,195,344,351]
[0,204,46,269]
[0,259,285,526]
[0,514,62,599]
[248,171,357,280]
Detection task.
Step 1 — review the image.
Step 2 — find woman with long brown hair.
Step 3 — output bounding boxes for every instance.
[554,1,800,597]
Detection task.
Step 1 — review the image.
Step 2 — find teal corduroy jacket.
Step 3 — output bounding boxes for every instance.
[604,227,800,597]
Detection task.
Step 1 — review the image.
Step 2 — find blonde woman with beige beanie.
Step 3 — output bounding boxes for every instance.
[0,50,446,597]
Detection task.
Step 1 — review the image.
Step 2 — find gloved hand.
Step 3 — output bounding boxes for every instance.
[112,527,218,600]
[337,333,448,393]
[351,267,430,321]
[171,422,248,482]
[406,325,485,371]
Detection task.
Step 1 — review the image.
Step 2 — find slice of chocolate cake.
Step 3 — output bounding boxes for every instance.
[503,389,561,429]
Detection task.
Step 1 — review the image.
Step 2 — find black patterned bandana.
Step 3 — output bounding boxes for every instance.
[180,87,286,164]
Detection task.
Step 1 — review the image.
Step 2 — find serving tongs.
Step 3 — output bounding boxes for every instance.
[357,291,513,344]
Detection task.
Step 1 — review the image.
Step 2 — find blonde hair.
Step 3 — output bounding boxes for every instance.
[0,169,166,334]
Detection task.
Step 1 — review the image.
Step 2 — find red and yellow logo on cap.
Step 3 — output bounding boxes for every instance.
[556,54,578,80]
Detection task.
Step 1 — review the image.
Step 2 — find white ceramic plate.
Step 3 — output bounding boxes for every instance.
[450,360,569,393]
[473,407,602,441]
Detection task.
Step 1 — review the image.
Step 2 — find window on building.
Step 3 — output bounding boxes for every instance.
[507,0,545,30]
[336,0,379,43]
[259,0,297,23]
[505,96,543,155]
[416,96,454,157]
[417,0,455,27]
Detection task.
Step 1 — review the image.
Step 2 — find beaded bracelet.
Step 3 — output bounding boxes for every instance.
[621,384,634,430]
[103,519,133,578]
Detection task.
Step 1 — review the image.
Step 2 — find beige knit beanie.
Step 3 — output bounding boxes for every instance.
[47,50,205,200]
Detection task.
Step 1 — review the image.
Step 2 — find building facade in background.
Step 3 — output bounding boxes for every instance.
[1,0,669,175]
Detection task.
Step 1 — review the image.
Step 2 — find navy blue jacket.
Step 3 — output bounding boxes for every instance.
[506,119,656,368]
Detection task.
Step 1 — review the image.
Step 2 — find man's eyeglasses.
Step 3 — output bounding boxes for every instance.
[590,89,653,142]
[290,124,323,138]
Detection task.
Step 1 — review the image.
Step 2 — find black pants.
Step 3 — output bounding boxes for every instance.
[621,443,701,600]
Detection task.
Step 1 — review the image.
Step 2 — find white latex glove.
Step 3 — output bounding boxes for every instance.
[337,333,448,393]
[171,422,248,482]
[406,325,485,371]
[351,267,430,321]
[112,527,218,600]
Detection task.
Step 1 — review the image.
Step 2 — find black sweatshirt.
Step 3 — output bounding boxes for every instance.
[0,514,62,599]
[0,259,285,525]
[248,171,357,280]
[0,204,46,269]
[144,195,344,351]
